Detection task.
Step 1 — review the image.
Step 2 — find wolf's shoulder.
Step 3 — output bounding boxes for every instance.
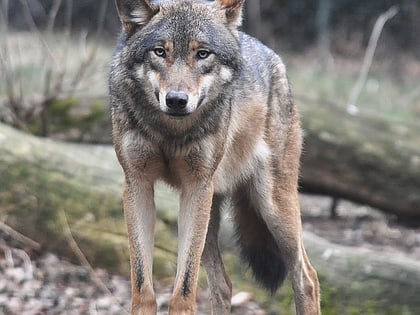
[240,33,284,67]
[239,33,287,89]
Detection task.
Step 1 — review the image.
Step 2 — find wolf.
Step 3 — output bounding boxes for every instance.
[109,0,320,314]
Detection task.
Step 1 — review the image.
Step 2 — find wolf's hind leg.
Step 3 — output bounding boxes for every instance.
[258,182,320,314]
[201,195,232,315]
[240,166,320,314]
[290,241,320,315]
[260,191,320,314]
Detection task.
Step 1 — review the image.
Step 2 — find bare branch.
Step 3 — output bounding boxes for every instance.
[1,244,14,267]
[58,209,129,315]
[0,0,18,116]
[96,0,109,37]
[46,0,63,34]
[0,0,9,31]
[19,0,61,71]
[11,247,34,280]
[0,221,41,250]
[347,6,399,111]
[66,0,109,96]
[2,1,107,134]
[64,0,73,37]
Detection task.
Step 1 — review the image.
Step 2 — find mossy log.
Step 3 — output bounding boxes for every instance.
[33,95,420,221]
[303,233,420,313]
[299,100,420,221]
[1,123,420,314]
[0,122,178,277]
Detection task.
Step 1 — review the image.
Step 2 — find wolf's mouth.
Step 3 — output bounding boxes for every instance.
[166,111,191,119]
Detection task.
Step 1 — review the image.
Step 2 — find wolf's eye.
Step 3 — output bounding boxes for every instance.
[197,50,211,60]
[154,48,166,58]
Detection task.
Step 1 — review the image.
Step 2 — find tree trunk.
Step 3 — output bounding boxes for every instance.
[0,122,420,313]
[298,99,420,222]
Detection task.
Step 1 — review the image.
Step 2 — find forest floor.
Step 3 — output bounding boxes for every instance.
[300,194,420,261]
[1,194,419,315]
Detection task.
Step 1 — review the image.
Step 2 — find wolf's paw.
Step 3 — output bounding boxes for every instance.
[131,301,157,315]
[168,298,195,315]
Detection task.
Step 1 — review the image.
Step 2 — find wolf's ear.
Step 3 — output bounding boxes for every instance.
[215,0,244,27]
[115,0,159,33]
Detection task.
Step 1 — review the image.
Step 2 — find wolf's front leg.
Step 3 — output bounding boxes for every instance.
[123,181,157,315]
[169,180,214,315]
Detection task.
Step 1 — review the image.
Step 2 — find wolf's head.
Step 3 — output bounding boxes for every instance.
[114,0,244,118]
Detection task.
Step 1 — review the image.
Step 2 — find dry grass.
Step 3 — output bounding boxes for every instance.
[286,52,420,125]
[0,0,111,134]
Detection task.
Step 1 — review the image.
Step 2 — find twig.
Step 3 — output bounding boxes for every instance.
[0,0,21,126]
[18,1,65,131]
[0,244,34,280]
[12,247,34,280]
[66,0,109,97]
[1,244,14,267]
[19,0,61,72]
[58,209,129,314]
[0,0,9,28]
[46,0,63,34]
[347,6,399,111]
[0,221,41,250]
[64,0,73,38]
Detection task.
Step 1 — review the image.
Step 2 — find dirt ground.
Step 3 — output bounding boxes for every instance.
[300,194,420,261]
[1,194,419,314]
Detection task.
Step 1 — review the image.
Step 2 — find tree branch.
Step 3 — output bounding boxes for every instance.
[347,6,399,111]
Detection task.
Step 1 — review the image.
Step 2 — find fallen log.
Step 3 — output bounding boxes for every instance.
[0,122,178,277]
[303,232,420,312]
[28,93,420,221]
[299,99,420,221]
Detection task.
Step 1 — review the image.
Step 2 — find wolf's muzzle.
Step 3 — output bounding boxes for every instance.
[165,91,190,117]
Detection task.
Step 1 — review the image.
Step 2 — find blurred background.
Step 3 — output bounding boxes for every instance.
[0,0,419,314]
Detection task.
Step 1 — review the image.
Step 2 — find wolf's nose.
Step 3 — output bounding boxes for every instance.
[165,91,189,110]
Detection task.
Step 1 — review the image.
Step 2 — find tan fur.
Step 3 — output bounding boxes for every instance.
[111,0,320,314]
